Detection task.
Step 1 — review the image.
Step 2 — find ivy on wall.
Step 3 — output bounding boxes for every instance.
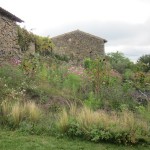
[18,26,34,52]
[34,35,54,55]
[17,26,54,55]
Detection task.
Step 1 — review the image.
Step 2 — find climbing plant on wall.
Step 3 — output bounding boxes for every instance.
[18,26,35,52]
[17,26,54,55]
[34,35,54,55]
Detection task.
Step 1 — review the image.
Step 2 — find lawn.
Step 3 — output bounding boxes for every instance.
[0,130,149,150]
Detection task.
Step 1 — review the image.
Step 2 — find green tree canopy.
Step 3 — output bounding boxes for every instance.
[137,54,150,72]
[107,51,134,74]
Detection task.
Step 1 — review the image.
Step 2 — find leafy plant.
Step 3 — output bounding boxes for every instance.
[107,51,134,74]
[57,105,150,144]
[137,54,150,72]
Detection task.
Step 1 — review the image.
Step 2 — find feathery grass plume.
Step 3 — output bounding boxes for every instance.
[11,102,23,126]
[1,101,11,117]
[1,101,11,125]
[57,104,150,144]
[120,111,135,130]
[69,103,78,117]
[77,106,100,129]
[57,108,69,132]
[25,101,40,123]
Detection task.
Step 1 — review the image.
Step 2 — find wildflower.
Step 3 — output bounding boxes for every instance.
[10,57,21,66]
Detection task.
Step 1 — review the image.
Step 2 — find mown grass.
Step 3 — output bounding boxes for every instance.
[0,130,149,150]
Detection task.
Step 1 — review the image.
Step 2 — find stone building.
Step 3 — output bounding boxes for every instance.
[51,30,107,63]
[0,7,23,63]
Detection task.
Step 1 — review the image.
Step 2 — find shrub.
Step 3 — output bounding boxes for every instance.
[107,51,134,74]
[137,54,150,73]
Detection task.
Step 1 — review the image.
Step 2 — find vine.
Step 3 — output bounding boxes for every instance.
[17,26,54,55]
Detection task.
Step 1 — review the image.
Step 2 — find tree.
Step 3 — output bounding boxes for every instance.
[107,51,134,74]
[137,54,150,72]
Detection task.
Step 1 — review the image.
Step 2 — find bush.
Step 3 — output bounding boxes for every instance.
[137,54,150,73]
[107,51,134,74]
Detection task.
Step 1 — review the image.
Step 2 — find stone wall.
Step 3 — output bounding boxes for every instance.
[0,14,20,64]
[51,30,106,64]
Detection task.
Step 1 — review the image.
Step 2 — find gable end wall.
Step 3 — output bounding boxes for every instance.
[52,31,105,63]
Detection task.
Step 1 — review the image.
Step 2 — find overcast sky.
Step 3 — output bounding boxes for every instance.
[0,0,150,62]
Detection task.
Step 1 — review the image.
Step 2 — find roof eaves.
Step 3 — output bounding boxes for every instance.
[0,7,24,23]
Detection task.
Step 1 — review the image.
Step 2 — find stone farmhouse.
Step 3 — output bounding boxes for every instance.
[51,30,107,63]
[0,7,23,63]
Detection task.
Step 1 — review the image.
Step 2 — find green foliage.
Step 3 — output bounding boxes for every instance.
[84,92,100,109]
[123,69,134,80]
[18,26,35,52]
[2,130,148,150]
[34,35,54,55]
[55,54,69,62]
[21,53,40,77]
[107,51,134,74]
[18,27,53,54]
[84,58,93,69]
[58,106,150,144]
[84,57,111,96]
[0,52,150,146]
[137,54,150,72]
[83,57,134,110]
[136,103,150,122]
[64,74,82,95]
[0,64,25,88]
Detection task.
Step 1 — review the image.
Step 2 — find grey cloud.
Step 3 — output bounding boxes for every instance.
[42,19,150,61]
[44,20,150,46]
[81,21,150,47]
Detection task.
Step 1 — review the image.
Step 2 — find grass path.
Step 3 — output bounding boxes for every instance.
[0,130,149,150]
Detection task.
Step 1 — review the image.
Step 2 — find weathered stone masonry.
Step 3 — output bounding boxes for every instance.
[51,30,107,64]
[0,7,23,63]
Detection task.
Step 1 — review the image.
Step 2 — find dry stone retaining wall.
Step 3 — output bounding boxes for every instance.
[0,14,20,64]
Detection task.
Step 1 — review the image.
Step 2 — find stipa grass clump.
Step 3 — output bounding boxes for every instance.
[24,101,41,123]
[0,101,41,127]
[57,105,150,144]
[11,102,24,126]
